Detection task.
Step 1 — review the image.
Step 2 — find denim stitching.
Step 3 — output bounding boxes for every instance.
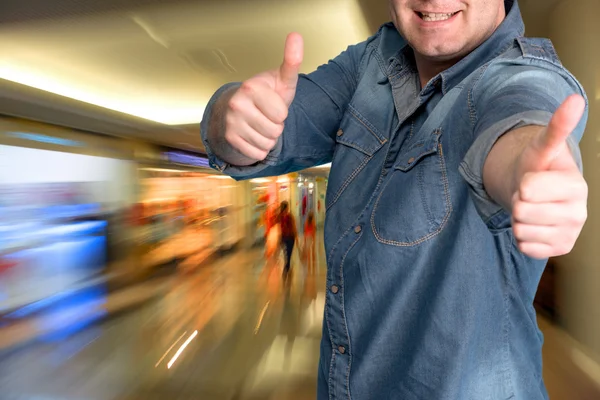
[371,39,387,77]
[327,155,372,211]
[371,143,452,246]
[348,106,387,144]
[335,140,376,157]
[338,232,362,400]
[467,64,490,131]
[324,258,338,400]
[502,234,516,399]
[328,349,337,400]
[416,158,435,228]
[467,88,477,129]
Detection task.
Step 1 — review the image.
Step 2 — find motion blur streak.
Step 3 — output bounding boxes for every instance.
[167,330,198,369]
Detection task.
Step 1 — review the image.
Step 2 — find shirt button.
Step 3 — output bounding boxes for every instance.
[331,285,339,294]
[338,345,346,354]
[354,225,362,234]
[408,157,415,163]
[336,129,344,137]
[382,169,388,177]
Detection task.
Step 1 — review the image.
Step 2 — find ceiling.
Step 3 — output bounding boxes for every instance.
[0,0,380,153]
[0,0,564,153]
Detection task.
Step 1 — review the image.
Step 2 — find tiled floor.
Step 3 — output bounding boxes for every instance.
[0,241,598,399]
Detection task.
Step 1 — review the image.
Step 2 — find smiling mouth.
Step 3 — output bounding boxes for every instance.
[417,11,459,22]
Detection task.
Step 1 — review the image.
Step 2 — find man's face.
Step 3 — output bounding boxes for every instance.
[389,0,506,62]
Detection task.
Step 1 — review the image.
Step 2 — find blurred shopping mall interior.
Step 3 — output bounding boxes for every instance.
[0,0,599,399]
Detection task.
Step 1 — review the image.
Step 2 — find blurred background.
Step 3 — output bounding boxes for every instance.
[0,0,598,399]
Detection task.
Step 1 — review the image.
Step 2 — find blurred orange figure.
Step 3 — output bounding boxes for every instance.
[303,211,316,275]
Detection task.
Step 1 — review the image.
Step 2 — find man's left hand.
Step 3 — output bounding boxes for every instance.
[511,94,587,259]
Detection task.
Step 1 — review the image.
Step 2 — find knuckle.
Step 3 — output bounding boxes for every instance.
[278,107,289,123]
[579,181,589,198]
[224,131,237,146]
[256,149,269,160]
[519,175,535,200]
[512,223,524,239]
[227,97,243,113]
[240,80,256,94]
[512,202,526,222]
[575,209,588,225]
[263,124,283,140]
[224,113,236,129]
[569,205,587,225]
[558,242,574,255]
[267,138,278,150]
[272,123,285,138]
[517,241,528,254]
[568,232,579,248]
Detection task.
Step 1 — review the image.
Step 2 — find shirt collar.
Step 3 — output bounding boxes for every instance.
[382,0,525,94]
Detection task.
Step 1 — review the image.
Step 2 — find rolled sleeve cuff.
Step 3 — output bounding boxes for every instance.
[459,110,555,231]
[200,82,283,179]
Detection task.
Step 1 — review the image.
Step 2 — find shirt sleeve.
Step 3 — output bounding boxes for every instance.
[458,58,588,231]
[200,39,371,180]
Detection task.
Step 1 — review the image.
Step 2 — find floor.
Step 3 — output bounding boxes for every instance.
[0,240,598,399]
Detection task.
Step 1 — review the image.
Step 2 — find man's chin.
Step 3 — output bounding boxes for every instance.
[412,44,467,63]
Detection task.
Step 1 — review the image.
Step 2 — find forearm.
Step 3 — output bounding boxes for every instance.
[205,85,259,167]
[482,125,543,212]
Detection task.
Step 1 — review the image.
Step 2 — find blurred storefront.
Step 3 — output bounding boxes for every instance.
[0,116,135,314]
[135,162,247,274]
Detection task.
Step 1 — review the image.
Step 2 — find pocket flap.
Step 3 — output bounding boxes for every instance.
[336,108,387,157]
[394,129,442,172]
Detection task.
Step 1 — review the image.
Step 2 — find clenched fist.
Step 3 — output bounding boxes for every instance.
[511,94,588,259]
[223,33,304,161]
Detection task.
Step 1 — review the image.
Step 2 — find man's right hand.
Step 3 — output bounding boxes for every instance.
[223,33,304,161]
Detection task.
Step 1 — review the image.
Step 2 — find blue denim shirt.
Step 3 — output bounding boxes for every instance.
[201,1,587,398]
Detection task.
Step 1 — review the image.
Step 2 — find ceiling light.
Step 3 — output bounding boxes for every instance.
[250,178,270,184]
[141,168,184,173]
[0,64,205,125]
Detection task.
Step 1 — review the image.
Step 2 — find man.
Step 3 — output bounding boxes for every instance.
[201,0,588,398]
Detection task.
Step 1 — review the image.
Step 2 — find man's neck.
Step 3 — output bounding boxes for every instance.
[414,54,459,89]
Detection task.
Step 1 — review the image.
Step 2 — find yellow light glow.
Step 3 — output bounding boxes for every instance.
[251,178,271,184]
[0,63,204,125]
[141,168,184,173]
[315,163,332,169]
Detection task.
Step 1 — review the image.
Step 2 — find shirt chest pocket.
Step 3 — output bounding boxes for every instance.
[371,129,452,246]
[326,107,387,210]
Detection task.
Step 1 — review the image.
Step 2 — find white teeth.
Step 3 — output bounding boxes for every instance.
[420,12,456,22]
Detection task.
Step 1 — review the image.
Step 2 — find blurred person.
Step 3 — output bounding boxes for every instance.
[303,211,316,275]
[201,0,588,398]
[277,201,297,280]
[264,211,281,260]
